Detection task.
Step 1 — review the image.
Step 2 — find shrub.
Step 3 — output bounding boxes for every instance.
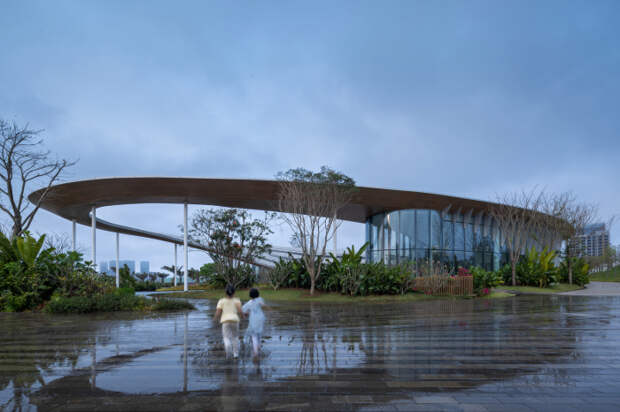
[0,232,115,311]
[558,257,590,286]
[470,266,503,295]
[339,265,367,296]
[44,292,146,314]
[0,291,38,312]
[515,247,559,288]
[134,281,163,292]
[359,263,413,296]
[498,264,512,285]
[266,258,293,290]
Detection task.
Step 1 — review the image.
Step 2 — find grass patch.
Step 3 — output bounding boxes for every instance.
[496,283,582,294]
[156,287,461,303]
[482,291,516,299]
[590,267,620,282]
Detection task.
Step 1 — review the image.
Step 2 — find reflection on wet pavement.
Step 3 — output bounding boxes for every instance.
[2,295,620,411]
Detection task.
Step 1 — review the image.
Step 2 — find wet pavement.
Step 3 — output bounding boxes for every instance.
[561,281,620,296]
[2,294,620,411]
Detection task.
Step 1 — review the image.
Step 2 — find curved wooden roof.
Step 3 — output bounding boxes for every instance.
[28,177,498,247]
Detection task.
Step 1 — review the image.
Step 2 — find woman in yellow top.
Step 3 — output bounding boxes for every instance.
[213,285,244,358]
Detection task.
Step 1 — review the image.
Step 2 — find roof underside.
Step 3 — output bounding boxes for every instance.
[28,177,500,250]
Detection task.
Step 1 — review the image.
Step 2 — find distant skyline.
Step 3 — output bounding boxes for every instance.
[1,0,619,271]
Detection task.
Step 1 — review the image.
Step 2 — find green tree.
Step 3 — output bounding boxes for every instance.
[156,272,168,283]
[276,166,356,294]
[602,246,616,270]
[161,264,182,283]
[110,264,136,289]
[187,208,275,288]
[199,262,217,284]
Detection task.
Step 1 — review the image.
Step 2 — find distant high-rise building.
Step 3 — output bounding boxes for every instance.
[99,261,108,274]
[574,223,610,257]
[140,261,150,273]
[110,260,136,274]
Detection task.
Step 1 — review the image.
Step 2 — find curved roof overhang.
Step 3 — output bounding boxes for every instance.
[28,177,508,258]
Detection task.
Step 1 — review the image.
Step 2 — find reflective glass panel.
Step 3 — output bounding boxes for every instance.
[465,251,475,267]
[443,220,453,250]
[455,251,466,268]
[416,210,429,249]
[465,223,474,251]
[454,222,464,251]
[484,252,493,271]
[474,222,482,250]
[415,248,428,264]
[431,211,441,248]
[389,211,399,254]
[400,210,415,251]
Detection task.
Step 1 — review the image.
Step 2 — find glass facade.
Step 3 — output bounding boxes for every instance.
[366,209,510,273]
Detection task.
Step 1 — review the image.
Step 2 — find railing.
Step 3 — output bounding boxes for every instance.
[412,275,473,296]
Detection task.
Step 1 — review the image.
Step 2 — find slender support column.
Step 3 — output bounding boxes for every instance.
[184,203,188,292]
[91,207,96,270]
[174,243,178,287]
[72,219,76,251]
[115,232,120,288]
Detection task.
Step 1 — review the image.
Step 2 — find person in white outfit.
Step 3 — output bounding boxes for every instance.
[242,288,266,358]
[213,285,244,359]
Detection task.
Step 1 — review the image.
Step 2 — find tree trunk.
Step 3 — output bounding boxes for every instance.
[511,260,517,286]
[11,221,22,239]
[567,257,573,285]
[307,258,317,295]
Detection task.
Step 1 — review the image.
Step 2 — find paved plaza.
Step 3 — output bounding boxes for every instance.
[561,281,620,296]
[2,294,620,411]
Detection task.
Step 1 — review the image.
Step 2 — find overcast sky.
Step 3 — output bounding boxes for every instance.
[1,0,619,272]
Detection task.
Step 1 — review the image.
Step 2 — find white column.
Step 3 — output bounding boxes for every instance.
[72,219,76,251]
[174,243,178,287]
[184,203,188,292]
[91,207,96,270]
[115,232,120,288]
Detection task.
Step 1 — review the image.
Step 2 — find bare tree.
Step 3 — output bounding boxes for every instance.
[560,201,598,284]
[538,192,575,252]
[276,166,356,295]
[488,189,544,286]
[42,232,76,254]
[0,119,77,237]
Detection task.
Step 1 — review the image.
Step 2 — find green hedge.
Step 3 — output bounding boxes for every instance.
[44,293,195,314]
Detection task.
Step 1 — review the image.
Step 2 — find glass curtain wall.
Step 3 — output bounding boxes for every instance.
[366,209,507,272]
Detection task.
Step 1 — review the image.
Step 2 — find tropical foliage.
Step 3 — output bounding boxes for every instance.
[0,231,107,311]
[558,257,590,286]
[0,231,195,313]
[515,246,559,288]
[470,266,503,295]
